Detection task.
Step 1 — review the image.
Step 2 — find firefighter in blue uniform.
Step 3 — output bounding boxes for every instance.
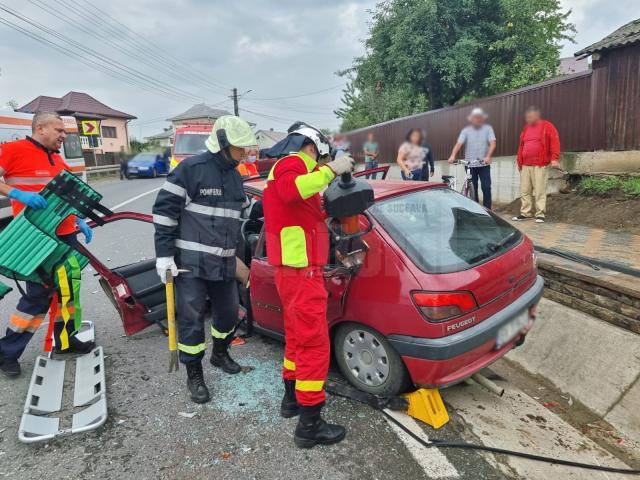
[152,116,257,403]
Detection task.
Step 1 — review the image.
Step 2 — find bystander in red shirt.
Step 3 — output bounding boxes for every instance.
[516,120,560,169]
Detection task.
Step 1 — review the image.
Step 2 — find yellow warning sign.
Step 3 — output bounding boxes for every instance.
[81,120,99,136]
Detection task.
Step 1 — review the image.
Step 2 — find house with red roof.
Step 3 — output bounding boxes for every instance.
[18,91,136,161]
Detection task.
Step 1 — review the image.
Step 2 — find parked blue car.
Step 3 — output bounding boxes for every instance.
[125,152,169,179]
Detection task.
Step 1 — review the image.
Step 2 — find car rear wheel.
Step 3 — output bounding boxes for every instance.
[334,323,410,396]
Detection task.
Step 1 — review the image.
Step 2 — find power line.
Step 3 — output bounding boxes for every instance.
[28,0,228,101]
[0,4,204,103]
[64,0,233,94]
[0,15,190,102]
[241,108,296,123]
[241,100,338,117]
[0,17,196,105]
[247,84,344,101]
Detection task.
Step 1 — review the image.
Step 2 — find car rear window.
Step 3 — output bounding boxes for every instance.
[370,187,522,274]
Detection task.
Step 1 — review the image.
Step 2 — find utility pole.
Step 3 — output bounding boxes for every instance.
[232,87,239,116]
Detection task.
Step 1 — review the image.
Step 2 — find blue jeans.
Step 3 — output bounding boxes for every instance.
[401,169,423,181]
[364,161,378,179]
[471,165,492,209]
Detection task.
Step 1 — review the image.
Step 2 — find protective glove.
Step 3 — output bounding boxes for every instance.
[326,155,355,176]
[8,188,48,209]
[76,218,93,244]
[156,256,179,284]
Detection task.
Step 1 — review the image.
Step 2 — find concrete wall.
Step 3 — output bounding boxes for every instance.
[563,150,640,174]
[507,298,640,443]
[379,156,565,205]
[377,149,640,205]
[100,118,131,154]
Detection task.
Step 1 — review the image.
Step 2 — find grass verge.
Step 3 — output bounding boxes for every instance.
[577,176,640,197]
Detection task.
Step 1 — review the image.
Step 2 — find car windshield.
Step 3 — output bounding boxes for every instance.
[370,187,522,274]
[174,133,208,155]
[62,133,83,159]
[131,153,157,163]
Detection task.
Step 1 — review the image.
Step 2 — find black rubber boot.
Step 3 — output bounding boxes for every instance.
[0,350,21,378]
[294,403,346,449]
[210,338,241,374]
[280,379,299,418]
[186,361,210,404]
[52,322,96,354]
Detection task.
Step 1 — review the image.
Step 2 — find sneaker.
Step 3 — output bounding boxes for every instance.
[535,217,545,223]
[512,215,531,221]
[0,351,21,378]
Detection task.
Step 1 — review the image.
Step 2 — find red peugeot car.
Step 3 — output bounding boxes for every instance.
[242,178,543,396]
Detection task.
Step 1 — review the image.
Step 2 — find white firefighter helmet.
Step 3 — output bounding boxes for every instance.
[205,115,257,154]
[289,123,331,157]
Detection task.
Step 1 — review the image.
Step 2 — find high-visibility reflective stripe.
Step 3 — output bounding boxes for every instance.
[27,315,44,333]
[162,181,187,198]
[178,343,206,354]
[297,150,317,172]
[67,256,82,334]
[294,165,335,200]
[175,239,235,257]
[185,203,241,219]
[283,357,296,371]
[4,176,54,186]
[280,225,308,267]
[153,214,179,226]
[267,152,315,182]
[9,314,31,331]
[56,265,71,350]
[8,313,44,333]
[267,160,279,181]
[295,380,325,392]
[210,325,233,339]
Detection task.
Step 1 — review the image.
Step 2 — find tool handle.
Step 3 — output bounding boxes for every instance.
[165,270,178,353]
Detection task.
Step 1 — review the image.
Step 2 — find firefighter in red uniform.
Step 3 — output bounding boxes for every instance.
[0,112,94,378]
[263,124,355,448]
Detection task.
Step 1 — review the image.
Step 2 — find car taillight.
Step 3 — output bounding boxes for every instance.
[411,291,478,322]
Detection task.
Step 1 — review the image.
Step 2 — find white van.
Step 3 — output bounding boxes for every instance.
[0,112,87,220]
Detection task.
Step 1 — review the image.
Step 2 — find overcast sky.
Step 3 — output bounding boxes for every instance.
[0,0,638,138]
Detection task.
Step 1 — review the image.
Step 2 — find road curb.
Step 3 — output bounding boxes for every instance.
[506,297,640,443]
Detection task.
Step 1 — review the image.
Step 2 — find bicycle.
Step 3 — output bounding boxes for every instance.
[442,159,485,201]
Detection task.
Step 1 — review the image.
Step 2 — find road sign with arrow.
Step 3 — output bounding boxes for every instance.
[81,120,99,136]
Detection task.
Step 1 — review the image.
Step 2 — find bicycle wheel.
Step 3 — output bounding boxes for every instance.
[463,181,476,201]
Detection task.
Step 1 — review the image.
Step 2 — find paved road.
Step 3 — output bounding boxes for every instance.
[0,177,631,480]
[0,177,505,480]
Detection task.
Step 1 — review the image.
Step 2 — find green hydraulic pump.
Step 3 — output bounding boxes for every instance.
[323,167,375,271]
[0,170,113,299]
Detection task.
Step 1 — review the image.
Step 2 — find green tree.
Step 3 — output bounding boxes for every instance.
[129,138,160,155]
[337,0,574,130]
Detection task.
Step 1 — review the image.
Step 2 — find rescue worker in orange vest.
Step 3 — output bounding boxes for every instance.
[262,124,355,448]
[0,112,95,378]
[236,149,259,178]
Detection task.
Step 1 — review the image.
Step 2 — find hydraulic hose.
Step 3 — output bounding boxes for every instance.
[535,246,640,278]
[381,411,640,475]
[327,383,640,475]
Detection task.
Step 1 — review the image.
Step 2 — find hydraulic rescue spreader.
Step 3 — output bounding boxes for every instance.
[323,166,375,271]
